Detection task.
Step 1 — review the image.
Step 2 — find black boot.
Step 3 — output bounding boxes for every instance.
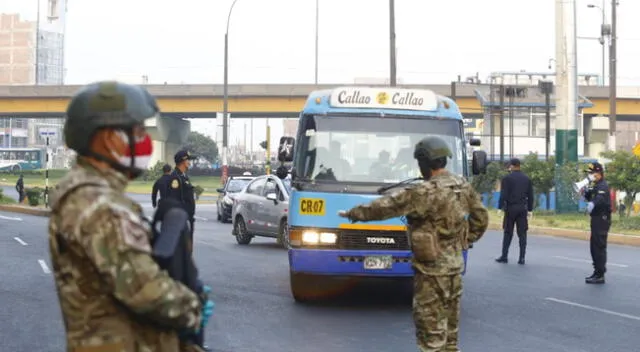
[517,233,526,265]
[586,273,605,284]
[585,271,597,280]
[496,233,511,263]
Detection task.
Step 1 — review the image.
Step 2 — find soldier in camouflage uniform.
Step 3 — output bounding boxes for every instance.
[48,81,205,352]
[340,136,489,352]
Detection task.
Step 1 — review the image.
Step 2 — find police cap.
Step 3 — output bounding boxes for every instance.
[64,81,159,155]
[586,162,604,174]
[174,150,197,164]
[413,136,452,161]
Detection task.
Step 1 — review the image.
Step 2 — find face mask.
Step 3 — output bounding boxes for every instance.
[587,174,596,182]
[113,131,153,171]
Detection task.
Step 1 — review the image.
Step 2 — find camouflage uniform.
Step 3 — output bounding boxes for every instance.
[344,170,488,350]
[48,81,204,352]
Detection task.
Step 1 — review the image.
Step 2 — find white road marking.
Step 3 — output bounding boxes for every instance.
[194,216,208,221]
[38,259,51,274]
[0,214,22,221]
[13,237,27,245]
[553,255,629,268]
[545,297,640,322]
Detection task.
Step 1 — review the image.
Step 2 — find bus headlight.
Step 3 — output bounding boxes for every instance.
[301,231,337,245]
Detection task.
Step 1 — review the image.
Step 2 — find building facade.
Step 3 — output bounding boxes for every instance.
[0,0,68,168]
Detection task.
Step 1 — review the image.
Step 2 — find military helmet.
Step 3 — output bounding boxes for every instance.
[413,136,452,161]
[64,81,159,155]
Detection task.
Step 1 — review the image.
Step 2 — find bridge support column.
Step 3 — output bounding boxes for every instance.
[585,115,609,159]
[145,115,190,167]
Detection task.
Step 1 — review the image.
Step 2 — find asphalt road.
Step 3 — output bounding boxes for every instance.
[1,201,639,351]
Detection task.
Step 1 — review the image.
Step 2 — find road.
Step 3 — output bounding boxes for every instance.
[1,201,639,351]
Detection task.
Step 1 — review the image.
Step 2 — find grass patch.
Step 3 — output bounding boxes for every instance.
[488,209,640,236]
[0,172,222,196]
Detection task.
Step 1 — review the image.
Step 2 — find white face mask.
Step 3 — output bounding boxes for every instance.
[113,131,153,170]
[587,174,596,182]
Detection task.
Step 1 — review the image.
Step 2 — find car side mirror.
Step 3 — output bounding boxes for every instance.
[472,150,488,175]
[266,193,277,202]
[216,188,224,193]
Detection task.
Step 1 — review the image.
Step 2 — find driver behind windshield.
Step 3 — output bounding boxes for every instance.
[328,140,351,179]
[369,150,394,181]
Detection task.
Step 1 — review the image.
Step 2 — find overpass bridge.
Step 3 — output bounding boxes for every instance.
[1,83,640,164]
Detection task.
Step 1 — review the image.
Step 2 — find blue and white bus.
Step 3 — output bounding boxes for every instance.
[275,87,487,302]
[0,148,45,172]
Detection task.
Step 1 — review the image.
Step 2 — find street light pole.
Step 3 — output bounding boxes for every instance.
[222,0,240,182]
[608,0,617,150]
[389,0,397,86]
[587,2,607,86]
[314,0,319,85]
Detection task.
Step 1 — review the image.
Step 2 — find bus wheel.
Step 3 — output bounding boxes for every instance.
[11,164,20,173]
[234,216,252,245]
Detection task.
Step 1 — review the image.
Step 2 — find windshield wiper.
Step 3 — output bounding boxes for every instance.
[376,177,423,194]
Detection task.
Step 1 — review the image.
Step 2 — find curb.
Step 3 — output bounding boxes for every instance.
[488,223,640,247]
[0,204,50,217]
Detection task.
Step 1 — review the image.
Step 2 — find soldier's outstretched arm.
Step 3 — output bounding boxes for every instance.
[345,187,423,222]
[462,182,489,243]
[78,202,202,331]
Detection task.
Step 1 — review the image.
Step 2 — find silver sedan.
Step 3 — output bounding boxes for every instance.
[230,174,291,248]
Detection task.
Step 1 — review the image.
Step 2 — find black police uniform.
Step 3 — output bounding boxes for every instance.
[151,198,209,349]
[151,173,171,208]
[16,175,24,203]
[166,151,197,240]
[584,163,611,284]
[496,158,534,264]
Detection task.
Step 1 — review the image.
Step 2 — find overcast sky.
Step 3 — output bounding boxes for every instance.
[3,0,639,152]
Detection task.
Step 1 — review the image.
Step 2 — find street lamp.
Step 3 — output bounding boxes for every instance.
[587,2,610,86]
[389,0,397,86]
[222,0,240,182]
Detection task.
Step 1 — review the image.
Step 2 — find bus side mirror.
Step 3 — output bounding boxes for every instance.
[469,138,481,147]
[277,136,295,162]
[472,150,488,175]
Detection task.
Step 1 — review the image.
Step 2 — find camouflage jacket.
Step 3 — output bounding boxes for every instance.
[346,172,489,276]
[48,159,203,352]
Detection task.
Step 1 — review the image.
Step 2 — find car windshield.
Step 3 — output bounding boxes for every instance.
[227,179,251,192]
[295,115,465,183]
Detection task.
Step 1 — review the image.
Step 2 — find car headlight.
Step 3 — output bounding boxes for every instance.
[223,195,233,205]
[301,231,337,245]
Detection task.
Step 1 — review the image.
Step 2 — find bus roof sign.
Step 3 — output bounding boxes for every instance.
[328,87,439,111]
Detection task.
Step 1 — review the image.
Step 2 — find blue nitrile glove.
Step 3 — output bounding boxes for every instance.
[200,299,215,331]
[587,201,595,214]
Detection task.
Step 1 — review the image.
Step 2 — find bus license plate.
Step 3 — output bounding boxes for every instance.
[364,255,393,270]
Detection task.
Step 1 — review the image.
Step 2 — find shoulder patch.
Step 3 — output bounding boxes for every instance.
[120,215,152,253]
[171,179,179,189]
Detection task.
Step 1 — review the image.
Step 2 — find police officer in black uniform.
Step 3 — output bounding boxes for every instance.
[495,158,534,265]
[151,163,172,208]
[166,150,197,241]
[583,162,611,284]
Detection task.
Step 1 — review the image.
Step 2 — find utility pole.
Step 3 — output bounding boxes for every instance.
[608,0,617,150]
[555,0,579,213]
[389,0,397,86]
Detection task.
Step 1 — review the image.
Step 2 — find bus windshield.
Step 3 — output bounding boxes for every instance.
[296,115,465,184]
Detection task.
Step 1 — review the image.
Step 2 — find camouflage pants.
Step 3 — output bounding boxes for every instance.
[413,272,463,352]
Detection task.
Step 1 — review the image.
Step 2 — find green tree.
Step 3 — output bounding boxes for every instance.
[600,150,640,217]
[520,153,555,209]
[142,161,166,181]
[182,131,219,165]
[471,161,508,208]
